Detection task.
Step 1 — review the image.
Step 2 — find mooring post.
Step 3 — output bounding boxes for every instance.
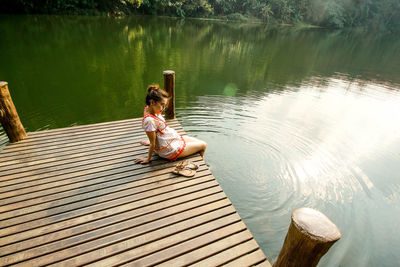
[163,70,175,120]
[0,82,27,143]
[273,208,341,267]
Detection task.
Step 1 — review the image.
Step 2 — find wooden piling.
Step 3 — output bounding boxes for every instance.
[163,70,175,120]
[273,208,341,267]
[0,82,27,143]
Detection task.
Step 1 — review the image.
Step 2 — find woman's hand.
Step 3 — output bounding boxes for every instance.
[136,131,155,165]
[135,157,150,164]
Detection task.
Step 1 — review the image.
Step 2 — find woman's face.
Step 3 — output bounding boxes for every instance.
[151,98,168,114]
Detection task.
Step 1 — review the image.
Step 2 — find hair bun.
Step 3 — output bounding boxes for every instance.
[145,84,169,105]
[147,84,160,94]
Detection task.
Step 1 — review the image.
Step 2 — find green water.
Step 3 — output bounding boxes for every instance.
[1,15,400,266]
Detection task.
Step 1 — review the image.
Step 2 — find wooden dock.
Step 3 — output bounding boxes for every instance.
[0,117,271,266]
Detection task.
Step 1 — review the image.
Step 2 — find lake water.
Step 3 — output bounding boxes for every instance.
[1,15,400,266]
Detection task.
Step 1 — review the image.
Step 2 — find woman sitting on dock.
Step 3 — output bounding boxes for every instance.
[135,85,207,164]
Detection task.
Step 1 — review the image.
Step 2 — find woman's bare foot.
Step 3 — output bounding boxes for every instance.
[140,140,150,146]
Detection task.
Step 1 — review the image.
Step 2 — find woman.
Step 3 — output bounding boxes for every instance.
[135,84,207,164]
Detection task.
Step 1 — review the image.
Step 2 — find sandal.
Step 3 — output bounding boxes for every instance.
[173,163,196,177]
[177,160,199,170]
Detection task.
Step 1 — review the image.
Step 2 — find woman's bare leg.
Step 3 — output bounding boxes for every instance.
[178,136,207,159]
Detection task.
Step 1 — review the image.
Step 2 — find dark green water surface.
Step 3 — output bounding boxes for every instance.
[1,15,400,266]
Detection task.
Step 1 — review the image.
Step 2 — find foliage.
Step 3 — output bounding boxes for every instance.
[1,0,399,30]
[226,13,248,21]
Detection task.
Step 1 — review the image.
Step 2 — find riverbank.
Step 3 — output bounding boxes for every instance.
[1,0,398,31]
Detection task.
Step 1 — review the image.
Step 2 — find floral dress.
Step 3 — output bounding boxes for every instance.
[142,112,186,161]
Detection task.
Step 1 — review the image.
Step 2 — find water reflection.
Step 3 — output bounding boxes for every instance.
[1,15,400,266]
[178,75,400,266]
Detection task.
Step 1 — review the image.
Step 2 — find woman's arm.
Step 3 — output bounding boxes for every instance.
[135,131,156,164]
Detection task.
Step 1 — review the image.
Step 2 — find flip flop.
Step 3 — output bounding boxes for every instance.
[173,163,196,177]
[176,160,199,170]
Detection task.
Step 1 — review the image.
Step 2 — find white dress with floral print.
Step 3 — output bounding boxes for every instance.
[142,113,186,161]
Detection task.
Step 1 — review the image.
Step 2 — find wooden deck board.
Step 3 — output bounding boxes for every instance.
[0,165,210,228]
[191,238,261,266]
[0,125,183,158]
[141,229,254,266]
[0,118,269,266]
[1,121,181,153]
[222,249,271,267]
[0,127,179,172]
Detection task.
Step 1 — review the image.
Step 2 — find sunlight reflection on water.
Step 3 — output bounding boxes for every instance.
[177,74,400,266]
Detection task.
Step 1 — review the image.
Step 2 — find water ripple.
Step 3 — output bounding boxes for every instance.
[176,77,400,267]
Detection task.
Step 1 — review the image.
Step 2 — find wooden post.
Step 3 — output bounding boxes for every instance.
[163,70,175,120]
[273,208,341,267]
[0,82,27,143]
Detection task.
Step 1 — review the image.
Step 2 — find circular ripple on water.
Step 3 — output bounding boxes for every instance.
[176,80,400,231]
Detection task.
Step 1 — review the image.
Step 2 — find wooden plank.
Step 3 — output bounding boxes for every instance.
[0,133,140,158]
[1,123,183,157]
[0,130,184,178]
[1,176,216,239]
[25,118,178,140]
[0,191,229,264]
[0,142,145,175]
[0,135,140,164]
[0,149,159,189]
[0,187,225,258]
[222,249,268,267]
[0,128,182,176]
[1,143,155,177]
[2,120,181,151]
[23,119,142,140]
[190,239,261,267]
[0,154,195,202]
[2,127,139,153]
[254,260,274,267]
[0,154,171,198]
[130,228,254,266]
[0,140,187,188]
[0,136,140,168]
[0,138,137,168]
[0,124,183,155]
[0,152,197,200]
[5,122,140,149]
[0,155,201,210]
[0,124,182,164]
[0,155,201,215]
[0,175,217,241]
[27,117,142,138]
[0,128,183,166]
[0,126,184,165]
[0,151,167,194]
[4,118,179,147]
[83,220,246,267]
[19,207,240,266]
[25,117,179,139]
[0,162,208,226]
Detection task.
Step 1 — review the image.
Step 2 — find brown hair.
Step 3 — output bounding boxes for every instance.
[145,84,169,105]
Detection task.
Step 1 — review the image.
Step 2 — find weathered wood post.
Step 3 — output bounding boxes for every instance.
[0,82,27,143]
[163,70,175,120]
[273,208,341,267]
